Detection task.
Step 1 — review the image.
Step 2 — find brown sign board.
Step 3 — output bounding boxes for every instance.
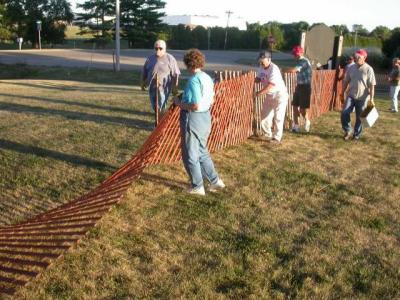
[304,24,336,68]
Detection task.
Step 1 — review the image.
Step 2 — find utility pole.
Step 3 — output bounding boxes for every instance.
[224,10,233,50]
[36,20,42,50]
[115,0,120,71]
[353,24,361,48]
[207,28,211,50]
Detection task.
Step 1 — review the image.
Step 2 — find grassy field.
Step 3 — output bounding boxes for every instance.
[65,26,96,40]
[1,66,400,299]
[0,65,150,225]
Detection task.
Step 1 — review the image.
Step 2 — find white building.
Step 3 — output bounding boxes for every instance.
[162,15,247,30]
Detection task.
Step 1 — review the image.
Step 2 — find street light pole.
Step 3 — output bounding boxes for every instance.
[207,28,211,50]
[36,20,42,50]
[353,24,360,48]
[268,35,275,59]
[115,0,120,71]
[223,10,233,50]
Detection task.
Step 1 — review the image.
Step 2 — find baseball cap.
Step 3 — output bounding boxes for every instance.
[258,51,272,59]
[355,49,368,58]
[292,45,304,56]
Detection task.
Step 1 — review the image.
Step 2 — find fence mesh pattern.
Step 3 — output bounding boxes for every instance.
[254,70,340,135]
[0,70,338,297]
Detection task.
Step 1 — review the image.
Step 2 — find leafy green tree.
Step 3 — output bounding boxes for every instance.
[330,24,349,35]
[191,25,207,49]
[168,24,192,49]
[382,27,400,58]
[245,22,284,50]
[310,22,327,29]
[0,2,12,40]
[352,24,369,36]
[76,0,114,39]
[210,26,225,49]
[281,21,309,50]
[4,0,73,46]
[370,26,391,41]
[120,0,166,48]
[245,23,260,49]
[264,22,284,50]
[247,22,269,50]
[225,27,243,49]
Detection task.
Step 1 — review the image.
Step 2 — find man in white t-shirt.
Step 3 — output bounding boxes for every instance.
[255,51,289,143]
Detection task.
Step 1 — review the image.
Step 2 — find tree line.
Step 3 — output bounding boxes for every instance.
[0,0,399,59]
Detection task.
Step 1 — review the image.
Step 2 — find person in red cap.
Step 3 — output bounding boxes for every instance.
[287,45,312,133]
[341,49,376,140]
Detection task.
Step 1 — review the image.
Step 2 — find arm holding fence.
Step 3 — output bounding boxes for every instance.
[256,82,275,97]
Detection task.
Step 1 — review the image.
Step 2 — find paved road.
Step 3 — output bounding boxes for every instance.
[0,49,292,72]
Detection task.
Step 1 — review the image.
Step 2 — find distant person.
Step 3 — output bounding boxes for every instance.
[338,56,355,105]
[388,57,400,113]
[141,40,180,118]
[255,51,289,143]
[321,56,334,70]
[287,45,312,133]
[339,55,355,81]
[327,56,333,70]
[344,55,355,72]
[341,49,376,140]
[174,49,225,196]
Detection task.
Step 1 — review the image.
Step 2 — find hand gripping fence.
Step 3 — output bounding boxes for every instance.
[0,70,340,297]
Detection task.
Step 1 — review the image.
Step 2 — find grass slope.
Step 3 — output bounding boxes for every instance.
[0,67,150,225]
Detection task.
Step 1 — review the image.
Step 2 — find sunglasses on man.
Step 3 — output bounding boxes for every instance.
[154,47,163,51]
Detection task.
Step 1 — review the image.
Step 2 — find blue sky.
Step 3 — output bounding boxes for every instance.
[70,0,399,31]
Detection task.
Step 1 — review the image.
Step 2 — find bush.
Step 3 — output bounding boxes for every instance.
[366,52,391,71]
[382,27,400,59]
[343,35,382,48]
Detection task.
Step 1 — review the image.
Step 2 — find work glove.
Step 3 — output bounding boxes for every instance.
[140,81,146,91]
[172,85,179,96]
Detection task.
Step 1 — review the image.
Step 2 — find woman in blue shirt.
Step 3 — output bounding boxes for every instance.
[174,49,225,196]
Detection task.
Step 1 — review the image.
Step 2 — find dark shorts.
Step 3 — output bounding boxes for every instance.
[292,84,311,109]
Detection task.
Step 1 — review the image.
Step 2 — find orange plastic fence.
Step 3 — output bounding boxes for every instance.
[0,72,255,297]
[374,73,390,94]
[254,70,340,135]
[0,70,338,297]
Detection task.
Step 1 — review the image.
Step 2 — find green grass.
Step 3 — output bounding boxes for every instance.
[0,66,151,225]
[1,66,399,299]
[65,26,96,39]
[0,63,140,85]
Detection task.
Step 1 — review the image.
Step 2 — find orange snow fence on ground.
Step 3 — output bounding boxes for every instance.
[0,70,340,297]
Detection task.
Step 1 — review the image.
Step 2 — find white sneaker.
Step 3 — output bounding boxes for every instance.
[304,120,311,133]
[264,131,272,139]
[209,179,225,192]
[188,186,205,196]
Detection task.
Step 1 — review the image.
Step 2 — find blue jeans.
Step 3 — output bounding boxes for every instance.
[341,97,367,137]
[149,86,170,111]
[390,85,400,112]
[180,110,219,189]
